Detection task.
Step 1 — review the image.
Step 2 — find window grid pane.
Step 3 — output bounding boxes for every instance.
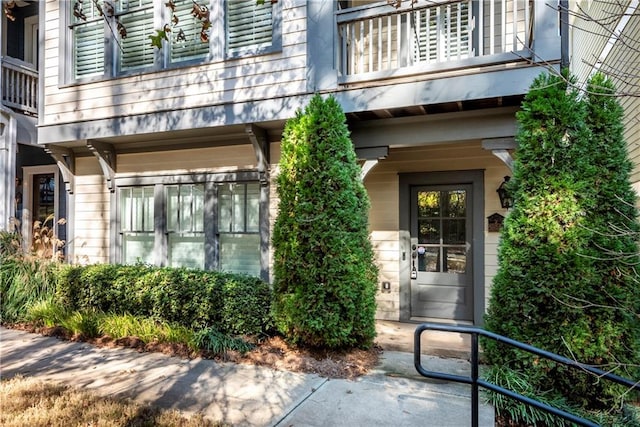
[171,0,210,62]
[118,5,155,71]
[227,0,273,52]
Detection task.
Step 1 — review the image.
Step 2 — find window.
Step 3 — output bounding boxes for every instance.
[116,0,156,72]
[226,0,273,55]
[413,1,471,63]
[166,184,205,269]
[170,0,210,62]
[117,180,264,277]
[66,0,278,81]
[70,0,105,79]
[120,186,155,265]
[218,183,260,276]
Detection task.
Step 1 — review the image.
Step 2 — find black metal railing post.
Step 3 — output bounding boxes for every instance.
[471,332,479,427]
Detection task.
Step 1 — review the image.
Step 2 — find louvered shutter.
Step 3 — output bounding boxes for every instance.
[413,1,470,63]
[170,0,209,62]
[71,1,104,78]
[118,0,155,72]
[227,0,273,53]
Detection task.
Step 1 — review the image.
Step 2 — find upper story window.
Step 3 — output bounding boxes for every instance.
[66,0,278,82]
[227,0,274,55]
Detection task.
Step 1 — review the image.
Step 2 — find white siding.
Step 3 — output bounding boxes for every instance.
[73,168,110,265]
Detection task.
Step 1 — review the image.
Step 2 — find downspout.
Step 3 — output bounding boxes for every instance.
[560,0,569,69]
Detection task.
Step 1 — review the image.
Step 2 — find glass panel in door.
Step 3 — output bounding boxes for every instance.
[411,185,472,321]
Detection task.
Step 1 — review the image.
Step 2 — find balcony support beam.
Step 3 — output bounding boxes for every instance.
[357,146,388,180]
[87,140,117,192]
[482,137,515,171]
[246,124,270,185]
[45,146,75,194]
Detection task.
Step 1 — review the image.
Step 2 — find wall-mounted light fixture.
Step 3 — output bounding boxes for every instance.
[496,176,513,209]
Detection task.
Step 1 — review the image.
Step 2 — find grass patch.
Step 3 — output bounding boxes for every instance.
[193,327,255,354]
[0,376,225,427]
[100,313,197,350]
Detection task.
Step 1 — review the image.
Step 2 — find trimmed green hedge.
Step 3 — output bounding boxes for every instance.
[55,264,273,336]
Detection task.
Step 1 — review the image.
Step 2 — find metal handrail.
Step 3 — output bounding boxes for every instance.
[414,322,640,427]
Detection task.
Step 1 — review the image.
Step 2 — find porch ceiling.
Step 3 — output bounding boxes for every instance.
[345,95,524,122]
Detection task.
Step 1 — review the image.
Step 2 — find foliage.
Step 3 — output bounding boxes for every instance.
[25,299,69,328]
[0,216,66,323]
[0,256,58,323]
[100,313,197,350]
[484,71,640,422]
[193,327,254,355]
[55,264,273,337]
[272,94,378,349]
[484,365,573,427]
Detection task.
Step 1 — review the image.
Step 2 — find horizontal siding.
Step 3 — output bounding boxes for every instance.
[42,0,309,127]
[73,174,110,264]
[371,230,401,321]
[117,145,257,174]
[604,15,640,188]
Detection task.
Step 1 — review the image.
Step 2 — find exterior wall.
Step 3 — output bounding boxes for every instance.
[364,141,510,320]
[72,144,258,264]
[41,0,307,128]
[74,158,110,264]
[569,0,640,187]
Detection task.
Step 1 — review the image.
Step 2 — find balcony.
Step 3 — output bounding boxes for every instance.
[337,0,534,84]
[1,56,38,116]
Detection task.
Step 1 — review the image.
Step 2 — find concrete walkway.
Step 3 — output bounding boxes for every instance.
[0,326,494,426]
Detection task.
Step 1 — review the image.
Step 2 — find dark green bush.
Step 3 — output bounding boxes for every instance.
[484,71,640,422]
[54,264,272,336]
[272,94,378,349]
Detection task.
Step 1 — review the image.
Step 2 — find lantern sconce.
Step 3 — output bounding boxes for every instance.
[496,176,513,209]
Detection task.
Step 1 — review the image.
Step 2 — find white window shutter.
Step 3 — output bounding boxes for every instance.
[227,0,273,53]
[118,0,155,72]
[171,0,210,62]
[71,1,104,78]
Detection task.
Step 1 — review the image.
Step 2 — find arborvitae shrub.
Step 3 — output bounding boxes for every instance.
[484,71,640,419]
[272,94,378,349]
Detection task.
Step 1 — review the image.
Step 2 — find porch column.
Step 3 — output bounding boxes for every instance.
[0,108,17,231]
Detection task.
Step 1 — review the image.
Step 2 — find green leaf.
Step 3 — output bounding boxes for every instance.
[148,30,168,49]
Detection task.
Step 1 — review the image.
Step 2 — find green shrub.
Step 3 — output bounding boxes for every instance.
[193,326,254,355]
[272,94,378,349]
[1,257,58,323]
[60,310,102,338]
[484,71,640,422]
[54,264,272,336]
[99,313,196,349]
[25,298,69,327]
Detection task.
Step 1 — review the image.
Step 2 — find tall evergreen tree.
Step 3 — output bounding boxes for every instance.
[485,71,640,423]
[271,94,378,349]
[580,72,640,397]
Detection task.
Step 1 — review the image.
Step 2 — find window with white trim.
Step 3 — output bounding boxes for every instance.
[166,183,205,269]
[116,0,156,73]
[70,0,105,79]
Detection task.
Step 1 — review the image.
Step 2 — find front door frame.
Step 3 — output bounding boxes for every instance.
[399,170,485,325]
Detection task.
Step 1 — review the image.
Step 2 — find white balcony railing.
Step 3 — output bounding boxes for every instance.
[337,0,534,82]
[1,56,38,115]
